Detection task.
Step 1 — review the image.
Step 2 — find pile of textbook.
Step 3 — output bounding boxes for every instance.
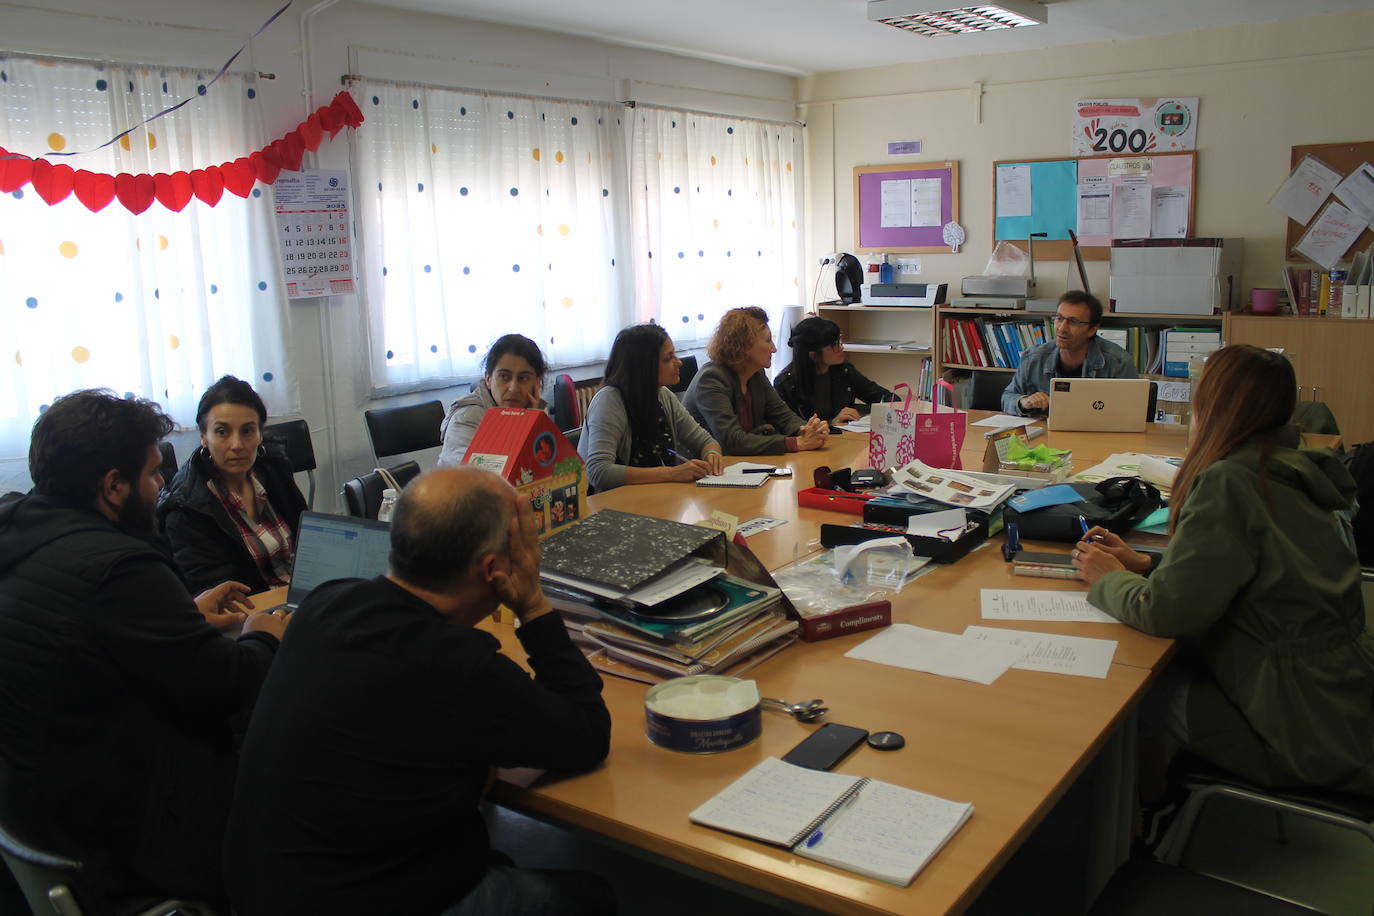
[539,509,797,684]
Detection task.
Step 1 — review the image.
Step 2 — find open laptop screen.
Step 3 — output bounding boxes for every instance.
[285,512,393,607]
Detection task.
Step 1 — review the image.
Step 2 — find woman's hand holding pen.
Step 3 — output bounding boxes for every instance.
[1071,525,1153,583]
[664,459,713,482]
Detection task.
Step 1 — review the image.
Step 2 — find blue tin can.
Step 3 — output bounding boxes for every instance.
[644,675,762,754]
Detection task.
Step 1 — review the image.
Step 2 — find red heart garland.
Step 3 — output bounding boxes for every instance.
[0,154,34,193]
[318,105,344,139]
[222,158,257,198]
[299,114,323,152]
[30,160,76,205]
[250,148,281,185]
[73,170,117,212]
[153,172,194,212]
[114,173,157,215]
[334,91,365,127]
[191,167,225,206]
[271,132,305,173]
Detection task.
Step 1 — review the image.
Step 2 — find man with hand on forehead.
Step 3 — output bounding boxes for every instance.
[1001,290,1138,417]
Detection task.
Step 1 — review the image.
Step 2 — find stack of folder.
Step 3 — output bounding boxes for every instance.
[539,509,797,683]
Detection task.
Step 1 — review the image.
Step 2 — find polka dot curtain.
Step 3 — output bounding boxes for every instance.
[629,108,802,346]
[352,80,631,391]
[0,54,295,454]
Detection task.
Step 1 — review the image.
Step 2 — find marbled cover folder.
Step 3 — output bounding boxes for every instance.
[539,509,726,592]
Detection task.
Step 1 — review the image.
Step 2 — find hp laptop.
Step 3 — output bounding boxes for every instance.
[271,511,393,612]
[1047,378,1152,433]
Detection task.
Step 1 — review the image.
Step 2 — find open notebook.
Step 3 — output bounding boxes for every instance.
[696,461,775,489]
[689,757,973,886]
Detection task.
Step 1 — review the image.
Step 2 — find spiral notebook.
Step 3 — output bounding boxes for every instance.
[688,757,973,886]
[695,462,775,489]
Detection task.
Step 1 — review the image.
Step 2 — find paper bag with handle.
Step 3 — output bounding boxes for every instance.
[868,380,966,471]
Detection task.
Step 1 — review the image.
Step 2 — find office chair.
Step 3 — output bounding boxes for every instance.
[362,401,444,460]
[552,374,580,432]
[969,371,1011,411]
[1153,754,1374,908]
[341,461,421,519]
[262,418,318,508]
[669,355,698,394]
[156,442,178,493]
[1292,401,1341,438]
[0,762,213,916]
[1088,858,1329,916]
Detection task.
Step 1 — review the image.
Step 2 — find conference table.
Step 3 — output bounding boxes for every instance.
[472,414,1188,915]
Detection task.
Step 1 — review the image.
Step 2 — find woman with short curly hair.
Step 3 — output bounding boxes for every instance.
[684,307,828,455]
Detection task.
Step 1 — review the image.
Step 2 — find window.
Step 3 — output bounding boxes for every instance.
[0,54,296,456]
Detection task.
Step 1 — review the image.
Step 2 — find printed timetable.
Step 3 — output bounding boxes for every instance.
[273,169,357,298]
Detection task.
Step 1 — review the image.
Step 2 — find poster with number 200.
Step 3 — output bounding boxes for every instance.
[1072,98,1198,156]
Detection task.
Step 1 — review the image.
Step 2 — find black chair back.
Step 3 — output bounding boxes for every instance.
[670,355,699,394]
[341,461,421,519]
[363,401,445,460]
[552,374,579,432]
[157,441,178,492]
[263,418,319,508]
[970,371,1012,411]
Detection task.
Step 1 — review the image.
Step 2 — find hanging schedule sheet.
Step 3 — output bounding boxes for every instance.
[274,169,356,299]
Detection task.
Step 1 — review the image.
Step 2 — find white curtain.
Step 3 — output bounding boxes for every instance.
[629,107,802,347]
[351,80,631,392]
[0,54,296,457]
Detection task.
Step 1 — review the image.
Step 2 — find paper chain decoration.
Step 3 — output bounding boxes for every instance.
[0,90,364,214]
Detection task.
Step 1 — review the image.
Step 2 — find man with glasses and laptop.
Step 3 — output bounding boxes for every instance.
[1001,290,1138,417]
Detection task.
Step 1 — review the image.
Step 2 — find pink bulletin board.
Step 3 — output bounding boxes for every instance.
[1074,151,1197,247]
[854,161,961,254]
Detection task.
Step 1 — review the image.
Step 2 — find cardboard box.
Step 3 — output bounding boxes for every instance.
[793,599,892,642]
[464,408,587,538]
[1109,238,1243,315]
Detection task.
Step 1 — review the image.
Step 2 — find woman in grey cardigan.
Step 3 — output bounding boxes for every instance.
[684,307,829,456]
[577,324,723,491]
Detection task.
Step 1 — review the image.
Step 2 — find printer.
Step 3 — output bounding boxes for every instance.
[859,282,949,307]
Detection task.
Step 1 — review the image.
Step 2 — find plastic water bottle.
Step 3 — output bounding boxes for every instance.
[878,253,894,284]
[377,488,398,522]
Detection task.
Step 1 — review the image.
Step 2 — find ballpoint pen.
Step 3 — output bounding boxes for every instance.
[1002,522,1021,561]
[1077,514,1090,541]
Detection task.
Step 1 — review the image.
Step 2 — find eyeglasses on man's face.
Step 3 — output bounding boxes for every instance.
[1053,314,1091,329]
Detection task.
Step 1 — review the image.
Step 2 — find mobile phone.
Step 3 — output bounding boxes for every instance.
[780,723,870,771]
[769,467,793,478]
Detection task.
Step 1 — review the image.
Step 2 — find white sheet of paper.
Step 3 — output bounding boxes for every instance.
[841,415,871,432]
[980,589,1118,623]
[736,516,786,538]
[1269,155,1343,225]
[996,165,1032,218]
[1333,162,1374,225]
[972,413,1036,428]
[1296,200,1366,270]
[1110,184,1152,239]
[911,177,943,227]
[1076,182,1111,237]
[907,508,967,541]
[845,624,1023,685]
[964,626,1117,678]
[1150,186,1189,238]
[880,178,913,228]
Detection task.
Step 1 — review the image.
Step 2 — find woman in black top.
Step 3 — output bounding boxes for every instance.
[773,316,894,425]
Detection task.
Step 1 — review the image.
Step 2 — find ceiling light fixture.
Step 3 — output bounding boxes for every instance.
[867,0,1048,37]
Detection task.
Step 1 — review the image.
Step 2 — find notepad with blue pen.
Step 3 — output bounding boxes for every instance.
[688,757,973,886]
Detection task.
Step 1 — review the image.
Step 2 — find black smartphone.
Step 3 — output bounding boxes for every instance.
[780,723,869,771]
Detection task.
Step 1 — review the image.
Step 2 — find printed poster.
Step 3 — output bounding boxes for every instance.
[1072,98,1198,156]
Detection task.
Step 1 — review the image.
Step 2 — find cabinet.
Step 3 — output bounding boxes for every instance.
[816,305,934,397]
[1226,315,1374,443]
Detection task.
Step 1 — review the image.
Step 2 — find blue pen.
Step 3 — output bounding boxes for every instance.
[1077,514,1090,540]
[806,830,825,848]
[665,448,686,466]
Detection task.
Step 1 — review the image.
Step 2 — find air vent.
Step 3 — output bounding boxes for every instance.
[867,1,1048,36]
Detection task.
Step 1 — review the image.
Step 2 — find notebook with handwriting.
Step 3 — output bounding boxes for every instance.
[688,757,973,886]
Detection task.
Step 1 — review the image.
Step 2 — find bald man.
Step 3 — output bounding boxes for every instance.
[225,468,614,915]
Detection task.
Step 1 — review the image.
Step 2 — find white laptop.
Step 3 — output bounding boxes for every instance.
[1047,378,1152,433]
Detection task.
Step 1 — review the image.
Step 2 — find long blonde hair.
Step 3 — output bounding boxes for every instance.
[1170,345,1295,532]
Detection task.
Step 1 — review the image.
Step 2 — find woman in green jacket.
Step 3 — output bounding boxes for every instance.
[1073,344,1374,798]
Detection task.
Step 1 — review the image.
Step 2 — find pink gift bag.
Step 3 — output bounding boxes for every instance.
[869,380,966,470]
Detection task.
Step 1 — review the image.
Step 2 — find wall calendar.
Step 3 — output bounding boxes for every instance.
[273,169,356,299]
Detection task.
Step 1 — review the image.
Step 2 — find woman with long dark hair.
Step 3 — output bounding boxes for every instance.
[578,324,722,491]
[773,316,893,425]
[438,334,549,467]
[158,375,308,596]
[1074,345,1374,797]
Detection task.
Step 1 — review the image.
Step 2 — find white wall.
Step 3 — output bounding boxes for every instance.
[0,0,798,501]
[801,11,1374,305]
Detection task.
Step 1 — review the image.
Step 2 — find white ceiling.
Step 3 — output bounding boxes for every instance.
[363,0,1374,76]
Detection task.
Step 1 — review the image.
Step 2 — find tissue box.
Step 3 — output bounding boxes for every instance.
[1109,238,1242,315]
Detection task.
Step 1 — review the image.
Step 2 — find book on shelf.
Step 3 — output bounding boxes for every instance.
[689,756,974,887]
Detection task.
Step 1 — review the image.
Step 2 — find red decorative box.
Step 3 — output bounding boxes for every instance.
[796,487,877,515]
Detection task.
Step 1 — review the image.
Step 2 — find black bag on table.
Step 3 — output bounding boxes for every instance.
[1005,476,1163,543]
